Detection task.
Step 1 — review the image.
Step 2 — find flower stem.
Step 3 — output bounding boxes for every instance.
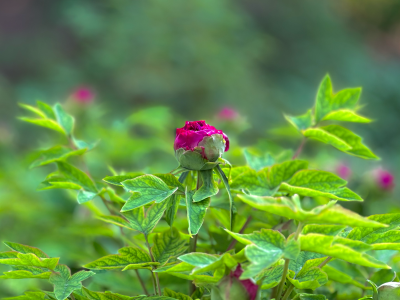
[134,269,149,295]
[144,235,161,295]
[275,259,290,300]
[226,215,253,251]
[281,284,295,300]
[318,257,332,268]
[292,138,306,160]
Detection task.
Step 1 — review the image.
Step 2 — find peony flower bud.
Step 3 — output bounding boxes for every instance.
[174,120,229,170]
[231,265,259,300]
[377,282,400,300]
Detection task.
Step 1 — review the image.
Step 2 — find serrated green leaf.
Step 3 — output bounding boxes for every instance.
[0,253,59,270]
[4,291,47,300]
[299,233,389,268]
[49,265,94,300]
[347,213,400,250]
[255,265,284,289]
[165,194,180,228]
[289,251,327,275]
[121,175,178,211]
[163,288,192,300]
[268,160,309,188]
[56,161,97,193]
[302,225,346,236]
[103,173,144,186]
[154,173,185,193]
[121,200,169,235]
[315,75,361,122]
[152,228,188,265]
[193,169,218,202]
[320,125,378,159]
[54,103,74,136]
[230,168,276,196]
[83,247,155,270]
[186,190,210,235]
[216,165,234,231]
[303,128,352,151]
[322,109,372,123]
[80,287,136,300]
[279,169,362,201]
[30,146,87,168]
[37,101,56,119]
[322,265,367,289]
[0,266,52,279]
[179,252,237,275]
[77,190,98,204]
[285,109,314,131]
[243,149,275,171]
[4,242,49,258]
[238,194,384,227]
[288,266,328,290]
[18,117,66,135]
[38,181,82,191]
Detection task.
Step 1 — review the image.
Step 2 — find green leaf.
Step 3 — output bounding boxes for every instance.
[319,125,378,160]
[238,195,384,227]
[18,117,66,135]
[80,287,137,300]
[163,288,192,300]
[297,294,326,300]
[178,252,237,275]
[154,173,185,193]
[30,146,87,168]
[279,169,362,201]
[230,168,276,196]
[302,225,346,236]
[122,200,169,235]
[77,190,98,204]
[4,242,49,258]
[0,266,52,279]
[121,175,178,211]
[289,251,327,275]
[314,75,361,122]
[268,160,309,188]
[186,190,210,235]
[288,264,328,290]
[103,173,144,186]
[303,128,352,151]
[216,165,235,231]
[243,149,274,171]
[38,180,82,191]
[83,247,156,270]
[56,161,97,192]
[193,169,219,202]
[4,292,47,300]
[37,101,56,119]
[322,265,367,289]
[152,228,188,265]
[299,233,389,268]
[165,194,180,228]
[347,213,400,250]
[255,265,284,289]
[54,103,74,136]
[285,109,314,131]
[19,103,47,118]
[322,109,372,123]
[49,265,94,300]
[0,253,59,270]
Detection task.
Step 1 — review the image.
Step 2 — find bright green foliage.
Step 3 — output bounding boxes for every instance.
[163,288,192,300]
[303,128,352,151]
[268,160,309,188]
[54,103,75,136]
[152,228,188,265]
[83,247,156,270]
[57,161,97,192]
[322,265,367,289]
[3,291,47,300]
[225,229,299,278]
[238,194,385,227]
[77,190,98,204]
[30,146,87,168]
[49,265,94,300]
[322,109,372,123]
[255,265,284,289]
[230,168,276,196]
[103,173,144,186]
[193,170,219,202]
[0,253,59,270]
[4,242,49,258]
[243,149,275,171]
[178,252,237,275]
[99,200,168,235]
[279,169,362,201]
[121,175,178,211]
[186,190,210,235]
[285,109,314,131]
[215,165,234,230]
[299,233,388,268]
[287,264,328,289]
[295,294,326,300]
[0,266,52,279]
[347,213,400,250]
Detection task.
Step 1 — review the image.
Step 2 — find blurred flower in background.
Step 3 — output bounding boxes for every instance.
[70,86,95,104]
[336,162,352,180]
[217,107,240,121]
[373,167,395,191]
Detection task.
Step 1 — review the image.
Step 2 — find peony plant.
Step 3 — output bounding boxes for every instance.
[2,75,400,300]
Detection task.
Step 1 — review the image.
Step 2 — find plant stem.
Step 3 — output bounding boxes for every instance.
[281,284,295,300]
[292,138,306,160]
[134,269,149,295]
[226,215,253,251]
[275,259,290,300]
[294,222,303,240]
[318,257,332,268]
[144,234,161,296]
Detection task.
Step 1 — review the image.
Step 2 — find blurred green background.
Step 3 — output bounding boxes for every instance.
[0,0,400,298]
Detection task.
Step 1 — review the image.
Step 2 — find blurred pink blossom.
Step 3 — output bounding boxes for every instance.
[231,265,258,300]
[71,86,95,103]
[217,107,239,120]
[373,168,395,190]
[336,163,351,180]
